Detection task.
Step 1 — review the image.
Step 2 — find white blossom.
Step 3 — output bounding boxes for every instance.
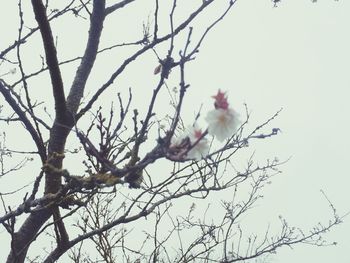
[205,89,240,142]
[187,127,209,160]
[206,107,240,142]
[171,125,209,160]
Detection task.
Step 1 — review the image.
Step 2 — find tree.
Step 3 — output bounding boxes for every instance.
[0,1,341,262]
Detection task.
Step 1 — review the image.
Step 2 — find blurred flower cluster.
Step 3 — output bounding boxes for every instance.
[171,90,240,160]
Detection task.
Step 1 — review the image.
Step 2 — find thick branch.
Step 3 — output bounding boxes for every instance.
[105,0,136,16]
[31,0,67,120]
[66,0,106,115]
[6,210,51,263]
[0,81,46,162]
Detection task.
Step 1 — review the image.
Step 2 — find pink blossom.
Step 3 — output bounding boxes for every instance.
[212,89,229,110]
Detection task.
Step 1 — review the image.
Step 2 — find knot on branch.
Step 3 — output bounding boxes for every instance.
[58,195,85,209]
[154,56,175,79]
[124,167,143,189]
[64,173,123,190]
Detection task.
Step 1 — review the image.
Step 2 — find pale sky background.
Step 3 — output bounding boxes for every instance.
[207,1,350,262]
[1,0,350,262]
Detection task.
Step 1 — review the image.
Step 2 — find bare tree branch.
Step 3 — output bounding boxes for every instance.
[0,80,46,161]
[66,0,106,115]
[105,0,136,16]
[30,0,67,120]
[76,0,216,119]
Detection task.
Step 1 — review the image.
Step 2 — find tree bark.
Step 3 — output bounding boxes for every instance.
[6,1,106,261]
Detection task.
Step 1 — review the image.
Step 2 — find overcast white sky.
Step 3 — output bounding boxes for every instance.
[1,0,350,262]
[208,1,350,262]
